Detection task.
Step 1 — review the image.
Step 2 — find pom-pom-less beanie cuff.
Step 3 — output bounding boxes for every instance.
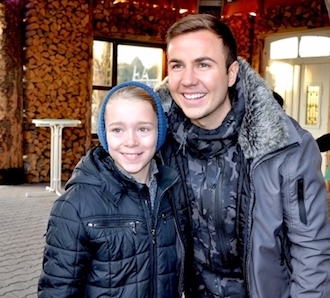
[97,81,167,152]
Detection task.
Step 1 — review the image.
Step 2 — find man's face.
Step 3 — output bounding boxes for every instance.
[167,30,238,130]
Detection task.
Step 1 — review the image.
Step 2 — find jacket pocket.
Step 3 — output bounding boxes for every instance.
[297,178,307,225]
[86,216,141,235]
[84,215,147,263]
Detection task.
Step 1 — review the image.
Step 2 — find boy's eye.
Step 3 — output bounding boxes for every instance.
[139,127,149,132]
[112,128,122,133]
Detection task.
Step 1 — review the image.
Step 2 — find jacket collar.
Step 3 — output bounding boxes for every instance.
[65,146,179,206]
[236,57,290,158]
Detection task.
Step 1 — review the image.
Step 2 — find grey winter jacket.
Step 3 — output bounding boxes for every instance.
[38,146,191,298]
[156,57,330,298]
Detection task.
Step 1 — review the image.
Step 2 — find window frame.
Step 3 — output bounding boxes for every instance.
[264,29,330,62]
[92,38,166,137]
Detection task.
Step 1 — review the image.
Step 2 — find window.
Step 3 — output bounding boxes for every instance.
[92,40,165,134]
[299,36,330,58]
[269,35,330,60]
[270,37,298,59]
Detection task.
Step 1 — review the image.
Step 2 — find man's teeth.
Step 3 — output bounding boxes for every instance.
[184,93,204,99]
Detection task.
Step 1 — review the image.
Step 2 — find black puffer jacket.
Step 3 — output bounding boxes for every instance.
[38,146,191,298]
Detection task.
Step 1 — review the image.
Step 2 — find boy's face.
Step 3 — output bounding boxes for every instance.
[167,29,238,130]
[105,97,158,184]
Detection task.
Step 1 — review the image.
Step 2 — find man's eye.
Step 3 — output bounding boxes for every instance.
[139,127,149,132]
[199,63,209,68]
[170,63,182,69]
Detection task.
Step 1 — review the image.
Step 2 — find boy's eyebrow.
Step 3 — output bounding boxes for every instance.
[107,120,155,127]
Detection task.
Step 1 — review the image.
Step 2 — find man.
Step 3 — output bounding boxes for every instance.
[156,14,330,298]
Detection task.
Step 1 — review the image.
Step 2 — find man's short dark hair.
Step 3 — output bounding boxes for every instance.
[166,14,237,71]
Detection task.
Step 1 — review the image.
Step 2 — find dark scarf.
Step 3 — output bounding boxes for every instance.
[168,90,248,297]
[168,87,245,159]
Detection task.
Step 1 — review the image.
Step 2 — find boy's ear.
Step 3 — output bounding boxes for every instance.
[228,60,239,87]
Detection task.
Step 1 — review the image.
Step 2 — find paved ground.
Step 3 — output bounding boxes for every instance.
[0,184,57,298]
[0,183,329,298]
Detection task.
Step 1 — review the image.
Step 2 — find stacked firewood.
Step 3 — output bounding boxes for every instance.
[23,0,92,183]
[23,0,191,183]
[256,0,330,33]
[94,1,179,41]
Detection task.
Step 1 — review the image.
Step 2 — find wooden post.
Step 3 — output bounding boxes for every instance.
[0,0,25,184]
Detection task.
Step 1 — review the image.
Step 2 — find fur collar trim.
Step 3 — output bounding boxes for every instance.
[155,57,289,159]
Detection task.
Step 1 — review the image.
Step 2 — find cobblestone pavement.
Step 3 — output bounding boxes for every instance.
[0,184,57,298]
[0,183,329,298]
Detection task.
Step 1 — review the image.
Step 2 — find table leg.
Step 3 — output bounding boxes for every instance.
[54,125,64,196]
[26,124,64,197]
[45,125,56,193]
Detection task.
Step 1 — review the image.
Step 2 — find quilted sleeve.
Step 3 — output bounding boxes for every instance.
[38,193,91,298]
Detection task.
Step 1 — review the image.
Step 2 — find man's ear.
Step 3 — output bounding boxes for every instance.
[228,60,239,87]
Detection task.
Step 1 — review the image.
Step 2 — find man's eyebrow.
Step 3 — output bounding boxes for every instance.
[168,57,216,64]
[168,58,182,64]
[194,56,216,63]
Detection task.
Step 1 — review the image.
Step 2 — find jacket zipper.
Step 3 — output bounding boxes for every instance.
[141,187,156,298]
[149,176,181,296]
[297,178,307,224]
[168,190,186,296]
[213,156,231,267]
[199,164,207,216]
[161,175,186,296]
[87,219,140,232]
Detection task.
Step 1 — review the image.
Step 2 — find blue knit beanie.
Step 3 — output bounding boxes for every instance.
[97,81,167,152]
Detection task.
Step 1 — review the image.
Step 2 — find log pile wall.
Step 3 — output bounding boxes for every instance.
[22,0,330,184]
[94,0,179,41]
[23,0,93,183]
[23,0,190,183]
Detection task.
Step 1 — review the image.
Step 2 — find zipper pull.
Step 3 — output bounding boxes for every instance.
[161,213,167,224]
[130,221,139,235]
[212,170,221,189]
[151,228,156,244]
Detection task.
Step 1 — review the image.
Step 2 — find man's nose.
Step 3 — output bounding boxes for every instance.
[181,67,198,86]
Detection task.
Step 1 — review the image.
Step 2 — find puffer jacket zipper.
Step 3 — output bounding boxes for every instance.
[157,150,187,296]
[213,156,232,268]
[169,190,186,296]
[141,187,156,297]
[141,175,180,298]
[157,175,183,296]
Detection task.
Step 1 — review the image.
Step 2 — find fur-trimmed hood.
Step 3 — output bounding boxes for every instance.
[155,57,291,159]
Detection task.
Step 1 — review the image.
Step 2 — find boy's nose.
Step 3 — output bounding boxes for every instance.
[124,131,139,146]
